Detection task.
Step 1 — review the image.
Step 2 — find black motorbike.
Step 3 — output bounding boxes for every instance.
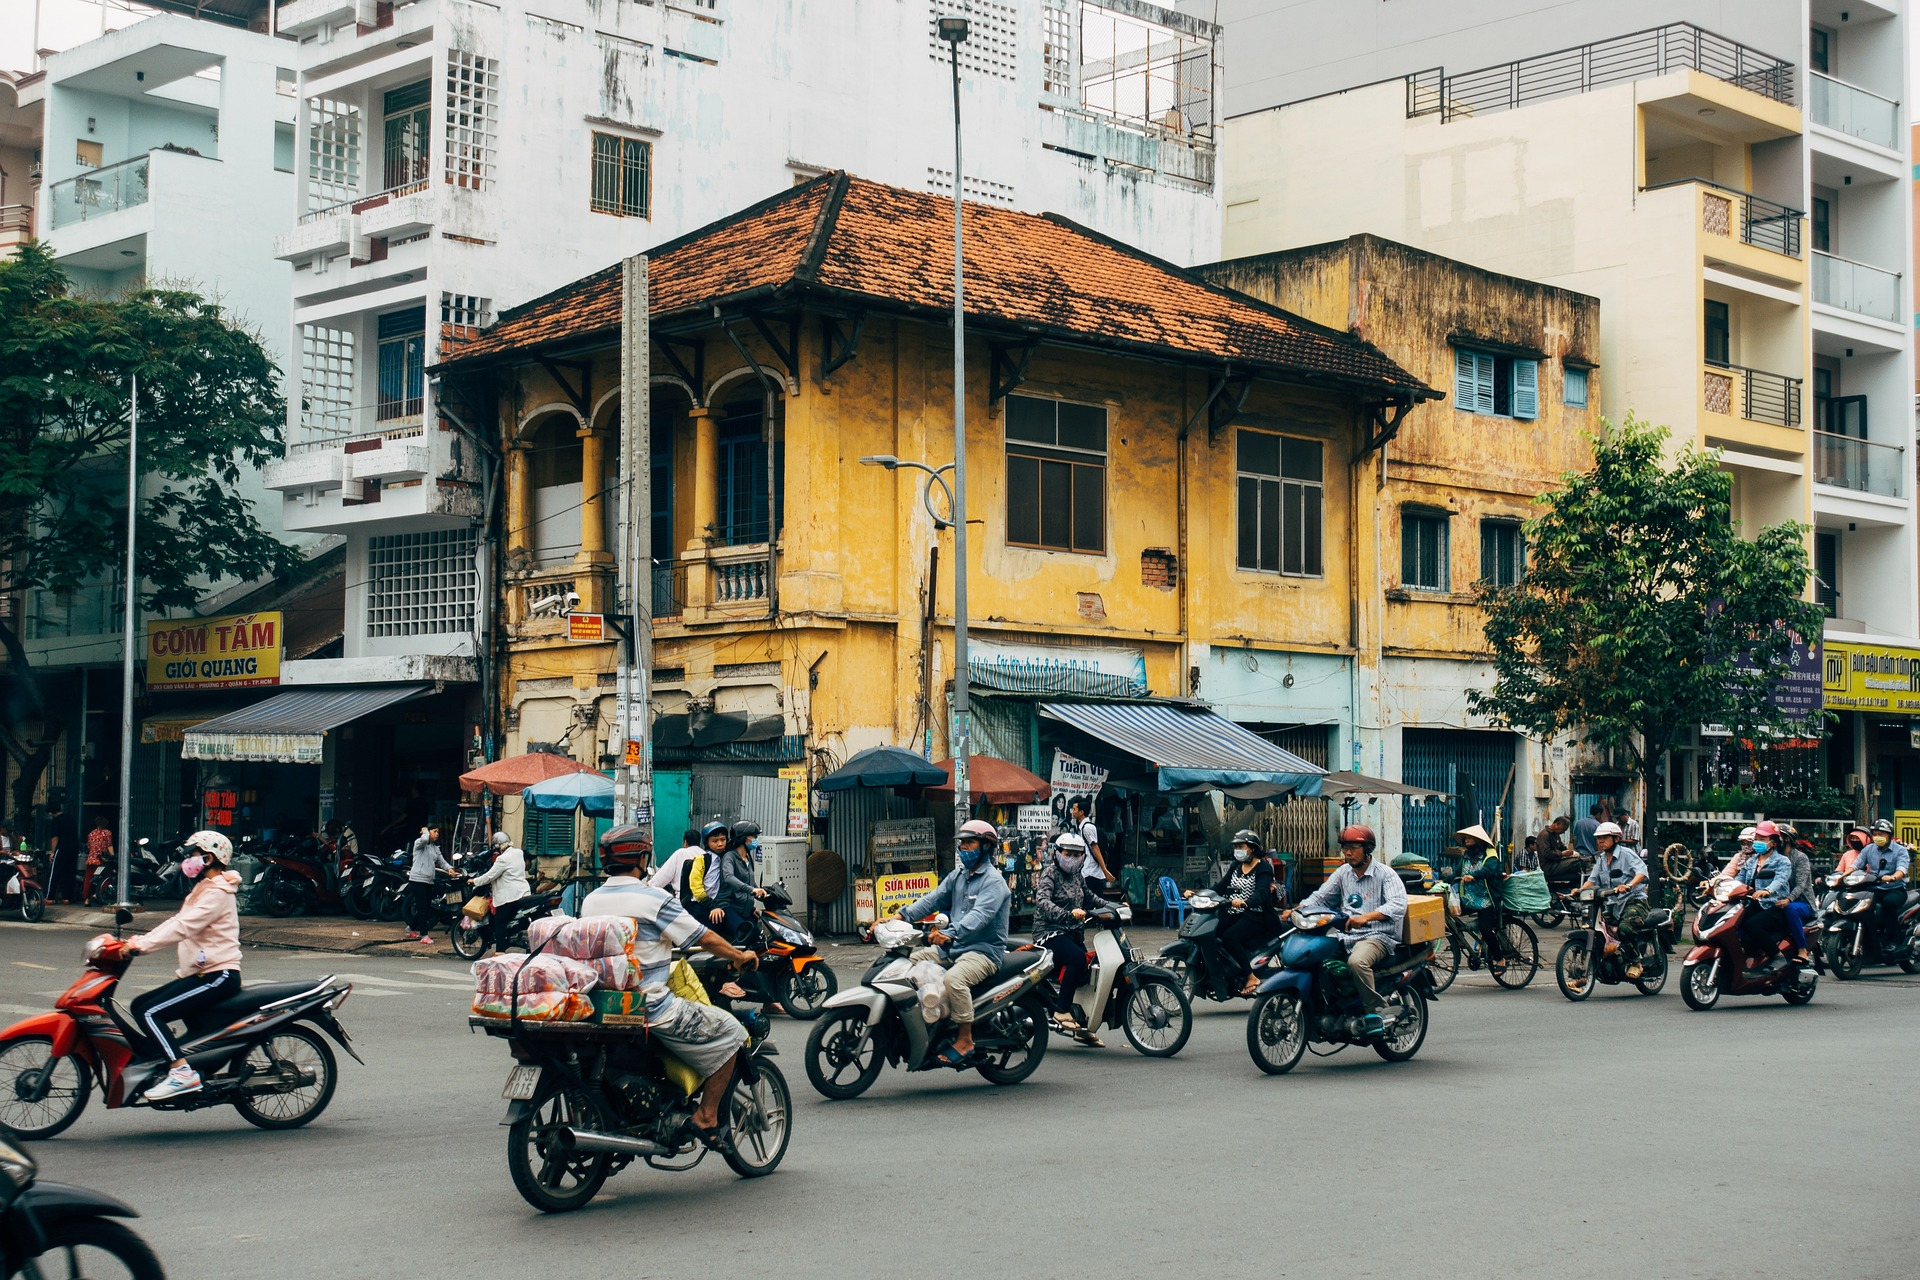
[452,885,566,961]
[341,848,409,922]
[1158,890,1283,1004]
[1821,867,1920,979]
[1553,888,1678,1000]
[0,1135,164,1279]
[1245,910,1437,1074]
[688,885,839,1020]
[83,838,175,908]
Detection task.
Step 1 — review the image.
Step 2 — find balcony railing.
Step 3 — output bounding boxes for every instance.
[0,204,31,249]
[1809,72,1899,150]
[1647,178,1801,257]
[1408,24,1794,121]
[1704,362,1802,428]
[652,560,686,619]
[1813,251,1903,323]
[49,155,150,229]
[709,547,772,604]
[1814,431,1905,498]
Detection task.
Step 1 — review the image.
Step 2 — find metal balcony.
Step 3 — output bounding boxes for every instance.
[1646,178,1801,257]
[1704,362,1802,428]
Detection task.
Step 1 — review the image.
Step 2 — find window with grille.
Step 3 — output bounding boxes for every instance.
[439,292,492,346]
[1402,509,1451,592]
[924,168,1015,205]
[367,529,478,637]
[590,133,651,218]
[307,96,362,209]
[1236,429,1323,576]
[382,80,431,192]
[1005,393,1106,554]
[445,51,499,190]
[375,308,426,422]
[1479,519,1525,588]
[1041,0,1076,95]
[298,324,355,445]
[716,395,784,546]
[927,1,1017,81]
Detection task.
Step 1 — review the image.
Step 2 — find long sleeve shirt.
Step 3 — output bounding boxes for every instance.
[901,862,1010,963]
[1301,857,1406,949]
[1735,851,1791,897]
[408,836,452,884]
[1031,857,1097,941]
[1581,847,1648,915]
[132,871,243,977]
[1860,840,1913,881]
[1786,849,1815,907]
[469,846,529,906]
[710,847,759,918]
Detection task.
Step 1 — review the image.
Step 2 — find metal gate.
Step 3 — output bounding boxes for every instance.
[1400,729,1519,865]
[1250,725,1332,862]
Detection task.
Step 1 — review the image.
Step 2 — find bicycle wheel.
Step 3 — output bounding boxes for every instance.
[1426,928,1459,993]
[1490,920,1540,989]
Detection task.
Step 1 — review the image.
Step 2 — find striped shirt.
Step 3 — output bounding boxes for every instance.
[579,876,708,1011]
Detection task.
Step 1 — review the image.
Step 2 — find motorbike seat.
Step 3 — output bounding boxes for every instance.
[1644,909,1674,930]
[974,953,1040,989]
[183,980,323,1030]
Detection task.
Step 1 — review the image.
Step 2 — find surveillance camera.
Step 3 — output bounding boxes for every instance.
[563,590,581,609]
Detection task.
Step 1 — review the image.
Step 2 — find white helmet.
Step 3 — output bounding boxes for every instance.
[491,831,512,849]
[1593,822,1623,840]
[183,830,234,866]
[1737,826,1757,843]
[1055,832,1088,853]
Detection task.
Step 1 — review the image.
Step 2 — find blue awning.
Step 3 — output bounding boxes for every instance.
[1038,702,1325,796]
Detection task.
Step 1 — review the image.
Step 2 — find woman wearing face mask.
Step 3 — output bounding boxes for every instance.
[1189,830,1278,996]
[1033,832,1104,1044]
[122,830,244,1101]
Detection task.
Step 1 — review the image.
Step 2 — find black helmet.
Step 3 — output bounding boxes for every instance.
[729,821,762,848]
[699,821,730,847]
[1231,829,1265,858]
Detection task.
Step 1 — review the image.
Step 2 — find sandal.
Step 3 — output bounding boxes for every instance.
[687,1118,729,1152]
[1072,1026,1106,1048]
[932,1044,971,1069]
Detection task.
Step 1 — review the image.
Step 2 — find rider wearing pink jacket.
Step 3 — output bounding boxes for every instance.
[126,831,244,1101]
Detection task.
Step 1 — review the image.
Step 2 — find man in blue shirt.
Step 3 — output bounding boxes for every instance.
[1861,819,1913,952]
[1578,822,1649,977]
[1571,804,1604,862]
[901,819,1011,1065]
[1299,824,1407,1032]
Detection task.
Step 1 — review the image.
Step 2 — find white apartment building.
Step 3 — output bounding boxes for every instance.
[1216,0,1917,820]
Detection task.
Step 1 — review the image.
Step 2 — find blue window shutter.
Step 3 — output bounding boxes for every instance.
[1512,359,1539,419]
[1472,354,1496,414]
[1453,349,1476,409]
[1563,367,1588,408]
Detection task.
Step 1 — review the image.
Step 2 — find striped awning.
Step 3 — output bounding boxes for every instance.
[182,685,431,764]
[1039,701,1326,795]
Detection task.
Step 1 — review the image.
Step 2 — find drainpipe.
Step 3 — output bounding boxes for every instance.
[716,310,781,621]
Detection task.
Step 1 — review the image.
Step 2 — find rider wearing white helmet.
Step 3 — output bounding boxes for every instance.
[469,829,531,947]
[124,831,244,1101]
[1577,822,1650,976]
[1033,832,1105,1044]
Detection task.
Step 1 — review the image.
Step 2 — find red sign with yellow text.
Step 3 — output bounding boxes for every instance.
[147,612,283,690]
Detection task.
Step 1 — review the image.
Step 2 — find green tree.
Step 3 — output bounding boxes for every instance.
[0,242,296,819]
[1468,415,1823,884]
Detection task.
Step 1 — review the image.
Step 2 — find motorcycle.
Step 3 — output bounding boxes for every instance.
[1158,890,1284,1004]
[452,885,566,961]
[475,1002,790,1214]
[341,848,410,922]
[1245,910,1436,1075]
[254,834,347,917]
[804,917,1052,1099]
[1681,880,1817,1010]
[1554,887,1677,1000]
[0,909,361,1139]
[1820,867,1920,979]
[1031,901,1192,1057]
[688,884,839,1020]
[0,1134,165,1279]
[1,851,45,924]
[83,838,173,908]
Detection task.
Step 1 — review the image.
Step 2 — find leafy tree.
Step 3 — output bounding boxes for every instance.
[0,242,295,819]
[1468,415,1823,885]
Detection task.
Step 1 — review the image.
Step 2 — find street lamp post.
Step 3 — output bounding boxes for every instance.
[935,14,972,840]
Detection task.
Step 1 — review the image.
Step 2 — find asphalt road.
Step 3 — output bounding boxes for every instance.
[3,919,1917,1280]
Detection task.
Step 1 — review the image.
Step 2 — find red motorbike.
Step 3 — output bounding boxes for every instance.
[0,914,360,1139]
[2,848,46,922]
[253,834,347,917]
[1681,880,1817,1010]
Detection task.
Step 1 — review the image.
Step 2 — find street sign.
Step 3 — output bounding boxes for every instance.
[566,613,605,642]
[1016,804,1055,835]
[623,738,641,766]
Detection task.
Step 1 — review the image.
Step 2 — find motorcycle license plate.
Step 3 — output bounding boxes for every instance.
[502,1065,541,1101]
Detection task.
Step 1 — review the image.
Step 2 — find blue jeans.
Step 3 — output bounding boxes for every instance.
[1783,901,1813,950]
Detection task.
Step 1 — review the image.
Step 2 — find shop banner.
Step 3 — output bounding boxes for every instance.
[1822,639,1920,716]
[147,612,282,690]
[969,640,1147,698]
[1049,750,1107,829]
[778,765,809,835]
[875,869,939,920]
[1016,804,1056,836]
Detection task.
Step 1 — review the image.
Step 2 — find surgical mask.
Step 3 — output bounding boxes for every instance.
[1235,846,1257,863]
[180,855,207,880]
[1751,840,1769,855]
[957,844,987,870]
[1875,834,1891,847]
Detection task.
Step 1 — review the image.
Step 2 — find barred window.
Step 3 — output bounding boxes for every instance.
[382,80,431,192]
[1402,509,1450,593]
[375,308,425,423]
[1479,519,1526,588]
[445,51,499,190]
[307,96,361,209]
[298,323,355,445]
[367,529,478,637]
[590,132,651,218]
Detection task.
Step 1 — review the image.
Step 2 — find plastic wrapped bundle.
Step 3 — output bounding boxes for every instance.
[471,952,599,1021]
[581,954,644,991]
[528,915,639,961]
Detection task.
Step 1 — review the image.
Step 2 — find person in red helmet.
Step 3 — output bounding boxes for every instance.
[1295,825,1407,1033]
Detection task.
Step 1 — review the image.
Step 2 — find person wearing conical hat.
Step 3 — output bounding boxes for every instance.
[1457,824,1513,980]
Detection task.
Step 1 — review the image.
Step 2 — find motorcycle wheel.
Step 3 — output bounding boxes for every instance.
[1633,945,1670,996]
[1121,974,1192,1058]
[1680,961,1720,1011]
[1530,908,1565,929]
[1900,921,1920,975]
[1373,987,1428,1062]
[975,996,1049,1086]
[778,963,839,1020]
[377,888,404,923]
[1827,932,1863,981]
[25,1218,165,1280]
[341,877,375,920]
[508,1086,611,1213]
[231,1026,338,1129]
[0,1036,92,1139]
[1490,921,1540,989]
[804,1009,884,1100]
[87,876,116,908]
[1782,969,1817,1005]
[722,1060,792,1178]
[451,917,491,961]
[20,883,45,923]
[260,872,302,918]
[1426,931,1459,994]
[1245,991,1307,1075]
[1160,954,1197,999]
[1554,935,1593,1001]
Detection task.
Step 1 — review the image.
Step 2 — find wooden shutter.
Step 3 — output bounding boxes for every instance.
[1511,360,1539,419]
[1455,351,1496,414]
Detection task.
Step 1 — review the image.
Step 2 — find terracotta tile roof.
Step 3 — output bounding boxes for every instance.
[440,173,1433,399]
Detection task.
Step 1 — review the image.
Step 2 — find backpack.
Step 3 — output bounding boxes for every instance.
[694,851,718,902]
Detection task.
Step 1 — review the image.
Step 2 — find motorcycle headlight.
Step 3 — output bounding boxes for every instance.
[766,920,807,948]
[0,1137,36,1192]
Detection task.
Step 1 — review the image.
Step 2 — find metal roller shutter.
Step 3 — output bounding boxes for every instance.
[1400,729,1519,867]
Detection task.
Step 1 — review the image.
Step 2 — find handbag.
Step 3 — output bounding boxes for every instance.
[461,894,492,921]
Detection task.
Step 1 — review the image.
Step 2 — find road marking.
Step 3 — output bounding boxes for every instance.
[11,962,56,971]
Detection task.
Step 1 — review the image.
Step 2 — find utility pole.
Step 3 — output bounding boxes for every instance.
[938,14,972,840]
[616,255,653,837]
[115,373,136,910]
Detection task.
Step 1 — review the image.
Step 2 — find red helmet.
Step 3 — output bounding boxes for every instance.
[1753,820,1780,839]
[957,819,1000,845]
[1337,825,1377,854]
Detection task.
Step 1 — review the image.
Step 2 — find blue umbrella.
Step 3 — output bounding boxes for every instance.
[816,745,948,792]
[522,771,616,818]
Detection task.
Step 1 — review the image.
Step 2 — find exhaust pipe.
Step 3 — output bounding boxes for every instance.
[556,1126,666,1158]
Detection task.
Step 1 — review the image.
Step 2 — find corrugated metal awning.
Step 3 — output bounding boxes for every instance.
[1039,701,1326,795]
[182,685,431,764]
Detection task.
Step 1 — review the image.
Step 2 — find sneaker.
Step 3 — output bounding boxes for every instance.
[145,1064,202,1101]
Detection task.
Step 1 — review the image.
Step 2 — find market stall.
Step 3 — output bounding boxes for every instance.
[816,746,947,934]
[926,755,1051,921]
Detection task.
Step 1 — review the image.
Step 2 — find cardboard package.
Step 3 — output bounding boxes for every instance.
[1403,894,1445,944]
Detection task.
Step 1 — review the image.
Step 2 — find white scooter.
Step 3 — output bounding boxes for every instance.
[1032,903,1193,1057]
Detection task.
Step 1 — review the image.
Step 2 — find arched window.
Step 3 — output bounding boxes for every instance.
[525,414,583,563]
[717,392,784,546]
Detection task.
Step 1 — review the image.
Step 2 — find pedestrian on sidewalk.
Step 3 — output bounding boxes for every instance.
[404,824,453,944]
[45,802,78,904]
[82,818,114,904]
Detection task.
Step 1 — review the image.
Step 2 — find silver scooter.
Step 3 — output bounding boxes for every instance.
[1037,903,1193,1057]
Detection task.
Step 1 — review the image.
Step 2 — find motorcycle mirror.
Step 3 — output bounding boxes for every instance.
[114,906,134,926]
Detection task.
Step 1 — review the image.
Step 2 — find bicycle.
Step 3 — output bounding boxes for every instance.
[1426,893,1539,992]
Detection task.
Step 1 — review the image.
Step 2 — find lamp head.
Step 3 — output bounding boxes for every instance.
[859,454,901,470]
[936,15,970,43]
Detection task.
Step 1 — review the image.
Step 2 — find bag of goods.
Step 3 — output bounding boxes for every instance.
[528,914,638,962]
[471,953,598,1022]
[581,954,644,991]
[461,894,491,922]
[1502,869,1552,913]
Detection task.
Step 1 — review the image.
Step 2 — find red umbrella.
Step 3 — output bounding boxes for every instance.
[924,756,1051,805]
[459,751,596,796]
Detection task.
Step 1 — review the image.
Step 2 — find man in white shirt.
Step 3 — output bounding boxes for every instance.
[649,829,705,893]
[1069,797,1113,888]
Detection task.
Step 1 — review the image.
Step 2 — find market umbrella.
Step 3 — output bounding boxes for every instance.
[1317,771,1450,801]
[459,750,596,796]
[815,745,948,792]
[924,756,1050,805]
[522,772,616,818]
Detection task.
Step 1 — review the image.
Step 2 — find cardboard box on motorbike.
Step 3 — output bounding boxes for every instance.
[1404,894,1445,944]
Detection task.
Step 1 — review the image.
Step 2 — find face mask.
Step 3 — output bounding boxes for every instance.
[957,844,986,870]
[1055,850,1086,874]
[1751,840,1769,855]
[1235,847,1256,863]
[1875,835,1891,848]
[180,855,207,880]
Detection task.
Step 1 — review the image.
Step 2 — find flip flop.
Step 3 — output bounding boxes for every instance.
[687,1119,729,1152]
[933,1044,971,1069]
